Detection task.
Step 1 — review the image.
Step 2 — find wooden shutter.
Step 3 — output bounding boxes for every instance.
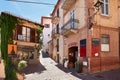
[17,25,22,40]
[30,28,35,42]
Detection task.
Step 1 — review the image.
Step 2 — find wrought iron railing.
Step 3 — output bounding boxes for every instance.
[61,19,79,34]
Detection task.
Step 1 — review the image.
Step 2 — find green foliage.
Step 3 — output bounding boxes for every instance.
[36,26,42,42]
[18,60,27,71]
[5,57,18,80]
[75,61,83,73]
[0,12,19,80]
[36,26,43,50]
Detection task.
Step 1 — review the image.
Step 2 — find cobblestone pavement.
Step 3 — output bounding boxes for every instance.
[24,52,81,80]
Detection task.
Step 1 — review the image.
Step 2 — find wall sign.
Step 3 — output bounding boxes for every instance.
[18,46,34,52]
[91,38,100,57]
[80,39,86,57]
[68,42,78,48]
[92,38,99,46]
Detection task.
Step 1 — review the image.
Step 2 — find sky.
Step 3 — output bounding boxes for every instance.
[0,0,57,23]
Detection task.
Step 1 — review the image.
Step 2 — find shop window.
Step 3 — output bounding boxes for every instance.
[101,0,109,16]
[101,34,110,51]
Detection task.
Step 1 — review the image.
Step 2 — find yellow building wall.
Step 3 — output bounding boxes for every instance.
[64,0,86,29]
[95,0,119,28]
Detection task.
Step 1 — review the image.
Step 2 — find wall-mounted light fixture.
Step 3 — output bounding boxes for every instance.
[94,0,103,10]
[89,0,103,29]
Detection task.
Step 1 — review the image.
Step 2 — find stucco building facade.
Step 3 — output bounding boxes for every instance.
[4,12,43,64]
[41,16,52,54]
[60,0,120,73]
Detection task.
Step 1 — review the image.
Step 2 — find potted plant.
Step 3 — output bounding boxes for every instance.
[75,61,83,73]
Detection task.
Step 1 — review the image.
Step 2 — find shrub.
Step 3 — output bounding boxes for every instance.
[75,61,83,73]
[18,60,27,71]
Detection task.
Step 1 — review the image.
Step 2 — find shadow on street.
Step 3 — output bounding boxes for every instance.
[23,62,46,74]
[41,51,49,58]
[55,62,120,80]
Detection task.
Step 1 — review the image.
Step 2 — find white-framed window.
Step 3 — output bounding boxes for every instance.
[101,0,109,16]
[26,28,30,42]
[22,27,26,41]
[22,27,31,42]
[101,34,110,52]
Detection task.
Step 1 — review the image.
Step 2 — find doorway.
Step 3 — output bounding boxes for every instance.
[68,46,78,68]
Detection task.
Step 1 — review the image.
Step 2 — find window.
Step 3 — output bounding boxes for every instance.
[57,8,59,17]
[45,24,50,28]
[56,24,59,34]
[22,27,26,41]
[22,27,31,42]
[70,9,75,28]
[101,34,110,51]
[57,39,59,52]
[27,28,30,42]
[101,0,109,15]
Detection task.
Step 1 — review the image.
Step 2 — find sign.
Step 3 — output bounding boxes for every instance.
[92,38,99,46]
[18,46,34,52]
[8,44,17,54]
[91,38,100,57]
[18,34,24,40]
[68,42,78,48]
[80,39,86,57]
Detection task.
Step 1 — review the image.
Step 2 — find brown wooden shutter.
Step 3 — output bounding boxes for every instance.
[30,28,35,42]
[17,25,22,40]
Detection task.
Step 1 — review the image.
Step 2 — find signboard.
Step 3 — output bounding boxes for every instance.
[91,38,100,57]
[80,39,86,57]
[8,44,17,54]
[18,34,24,40]
[18,46,34,52]
[68,42,78,48]
[92,38,99,46]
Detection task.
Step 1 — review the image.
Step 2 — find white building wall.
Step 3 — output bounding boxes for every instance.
[42,18,52,53]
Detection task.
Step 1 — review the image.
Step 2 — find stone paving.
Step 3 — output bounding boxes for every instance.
[24,52,81,80]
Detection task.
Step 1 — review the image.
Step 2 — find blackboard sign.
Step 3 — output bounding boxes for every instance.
[92,38,99,46]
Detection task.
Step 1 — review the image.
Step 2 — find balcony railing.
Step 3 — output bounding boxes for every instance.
[17,34,37,43]
[61,19,79,35]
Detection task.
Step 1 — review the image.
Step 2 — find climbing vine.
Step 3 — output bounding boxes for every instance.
[0,12,19,80]
[36,26,43,49]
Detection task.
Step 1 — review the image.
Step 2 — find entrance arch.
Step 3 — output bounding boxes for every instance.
[68,46,78,68]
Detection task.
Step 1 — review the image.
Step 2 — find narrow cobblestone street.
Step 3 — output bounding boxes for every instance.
[24,52,81,80]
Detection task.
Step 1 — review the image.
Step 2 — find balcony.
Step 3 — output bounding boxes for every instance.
[52,28,60,39]
[61,19,79,36]
[62,0,76,10]
[17,34,37,43]
[52,16,60,25]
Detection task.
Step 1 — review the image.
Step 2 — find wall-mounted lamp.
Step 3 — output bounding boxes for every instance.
[89,0,103,29]
[94,0,103,10]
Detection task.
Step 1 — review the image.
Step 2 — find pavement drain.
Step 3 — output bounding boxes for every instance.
[95,75,104,78]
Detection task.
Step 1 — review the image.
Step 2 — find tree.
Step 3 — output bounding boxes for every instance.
[0,12,19,80]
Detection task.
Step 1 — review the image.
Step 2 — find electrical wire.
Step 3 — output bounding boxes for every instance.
[6,0,55,5]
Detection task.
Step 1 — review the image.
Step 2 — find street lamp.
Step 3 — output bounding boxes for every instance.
[94,0,103,10]
[89,0,103,29]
